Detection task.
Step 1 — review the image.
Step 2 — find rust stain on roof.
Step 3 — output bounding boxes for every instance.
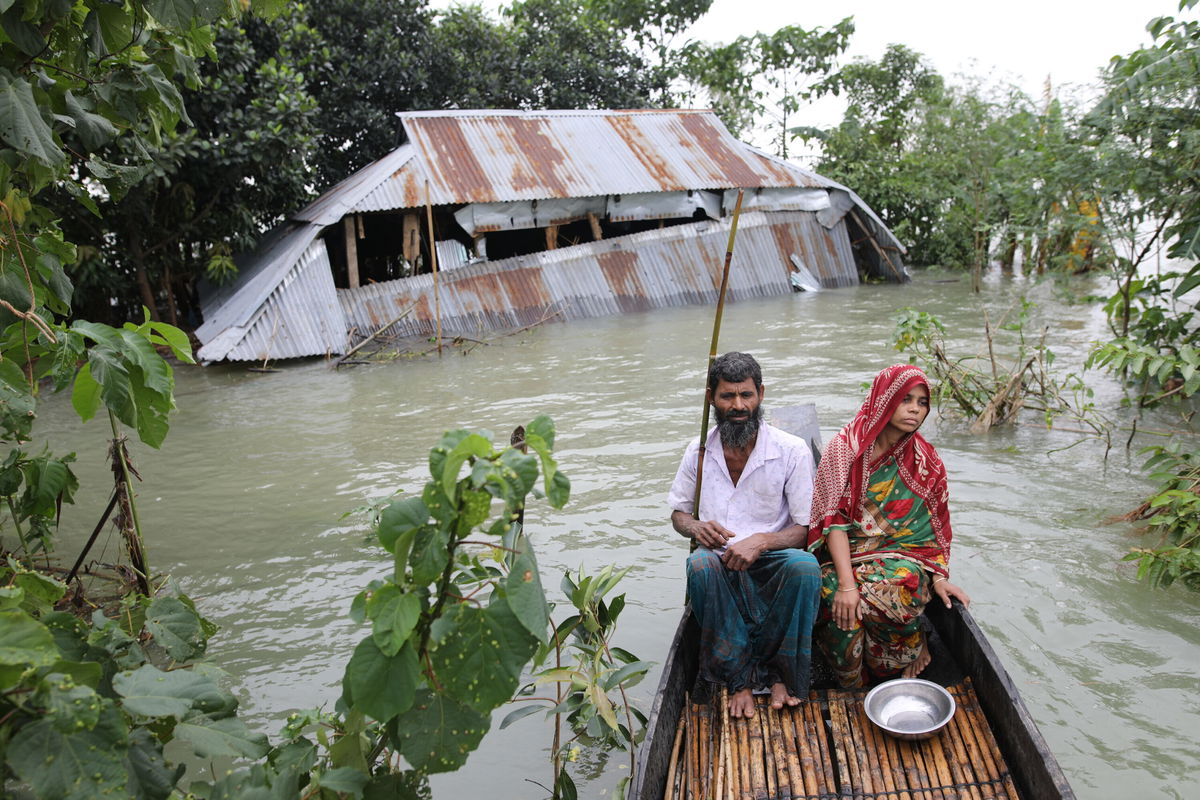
[598,249,651,313]
[677,114,764,188]
[498,117,571,196]
[414,117,491,202]
[606,114,676,188]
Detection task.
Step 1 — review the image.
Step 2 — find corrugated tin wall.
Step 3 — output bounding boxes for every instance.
[336,211,856,342]
[217,240,348,362]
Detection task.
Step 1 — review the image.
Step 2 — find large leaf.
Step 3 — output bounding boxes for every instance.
[44,678,103,732]
[441,433,494,502]
[391,689,490,774]
[71,361,103,421]
[64,90,119,152]
[174,713,270,760]
[342,638,418,723]
[377,497,427,554]
[0,609,57,667]
[124,727,183,800]
[0,72,63,166]
[7,706,129,800]
[145,0,226,29]
[113,664,232,718]
[119,328,174,398]
[368,587,421,657]
[409,524,449,587]
[144,596,206,661]
[505,538,549,643]
[428,600,538,712]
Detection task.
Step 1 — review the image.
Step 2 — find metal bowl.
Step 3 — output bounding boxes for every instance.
[864,678,956,741]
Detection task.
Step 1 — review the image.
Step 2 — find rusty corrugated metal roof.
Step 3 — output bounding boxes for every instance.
[396,110,823,206]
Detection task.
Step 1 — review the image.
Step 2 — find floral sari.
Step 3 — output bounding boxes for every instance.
[807,365,953,688]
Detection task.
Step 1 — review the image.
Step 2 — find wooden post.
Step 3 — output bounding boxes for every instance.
[588,211,603,241]
[424,181,442,356]
[344,216,360,289]
[545,224,558,251]
[403,213,420,263]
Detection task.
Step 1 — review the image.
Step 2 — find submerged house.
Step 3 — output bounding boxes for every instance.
[195,109,906,363]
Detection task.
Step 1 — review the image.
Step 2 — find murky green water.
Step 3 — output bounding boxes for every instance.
[35,270,1200,798]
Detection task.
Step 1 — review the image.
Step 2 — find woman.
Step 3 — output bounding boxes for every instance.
[807,364,970,688]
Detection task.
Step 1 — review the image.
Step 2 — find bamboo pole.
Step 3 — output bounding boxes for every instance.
[865,704,906,800]
[957,683,1018,798]
[690,703,701,800]
[334,304,415,366]
[847,694,885,796]
[692,189,746,517]
[666,709,686,800]
[927,727,963,799]
[787,705,816,799]
[736,716,752,800]
[826,692,864,795]
[747,699,766,800]
[699,701,711,800]
[941,692,983,800]
[763,703,786,800]
[424,180,443,356]
[807,697,837,794]
[779,707,804,800]
[718,689,731,800]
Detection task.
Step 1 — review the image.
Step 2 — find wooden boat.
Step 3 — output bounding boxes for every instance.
[632,406,1074,799]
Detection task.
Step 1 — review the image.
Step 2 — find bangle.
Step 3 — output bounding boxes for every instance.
[835,585,858,593]
[932,575,947,584]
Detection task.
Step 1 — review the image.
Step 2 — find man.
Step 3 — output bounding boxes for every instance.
[668,352,821,718]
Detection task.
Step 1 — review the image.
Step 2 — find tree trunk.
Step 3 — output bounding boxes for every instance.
[131,240,160,321]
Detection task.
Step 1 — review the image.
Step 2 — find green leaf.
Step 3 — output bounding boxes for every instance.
[113,664,232,718]
[125,727,183,800]
[409,524,449,586]
[0,72,64,166]
[119,327,174,398]
[391,689,490,773]
[64,91,119,152]
[44,678,104,732]
[527,415,556,450]
[343,638,418,723]
[144,596,206,661]
[378,497,427,553]
[499,702,546,730]
[429,600,538,713]
[505,538,549,644]
[175,712,270,759]
[318,767,369,796]
[8,707,130,799]
[441,433,494,502]
[0,10,47,57]
[368,588,421,657]
[146,0,226,29]
[603,660,654,691]
[71,361,103,421]
[13,569,66,613]
[0,609,57,667]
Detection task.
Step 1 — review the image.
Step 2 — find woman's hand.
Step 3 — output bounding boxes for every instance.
[932,579,970,609]
[832,586,863,630]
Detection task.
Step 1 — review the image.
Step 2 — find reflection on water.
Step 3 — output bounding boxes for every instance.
[35,270,1200,798]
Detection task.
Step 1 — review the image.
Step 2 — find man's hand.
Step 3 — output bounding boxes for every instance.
[683,518,736,550]
[721,533,765,571]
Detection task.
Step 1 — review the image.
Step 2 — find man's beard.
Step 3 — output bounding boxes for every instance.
[716,404,762,449]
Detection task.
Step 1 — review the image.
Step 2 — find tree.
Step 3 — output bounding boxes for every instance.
[54,9,320,326]
[681,18,853,153]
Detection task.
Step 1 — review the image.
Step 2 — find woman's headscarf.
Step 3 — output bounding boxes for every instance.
[807,364,952,572]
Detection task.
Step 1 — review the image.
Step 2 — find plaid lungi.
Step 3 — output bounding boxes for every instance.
[686,547,821,697]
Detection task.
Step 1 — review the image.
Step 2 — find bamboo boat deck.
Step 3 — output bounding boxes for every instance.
[664,678,1019,800]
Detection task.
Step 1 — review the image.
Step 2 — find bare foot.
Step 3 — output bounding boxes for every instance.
[728,688,755,718]
[769,682,801,710]
[901,644,932,678]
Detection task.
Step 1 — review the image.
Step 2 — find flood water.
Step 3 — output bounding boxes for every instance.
[35,269,1200,799]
